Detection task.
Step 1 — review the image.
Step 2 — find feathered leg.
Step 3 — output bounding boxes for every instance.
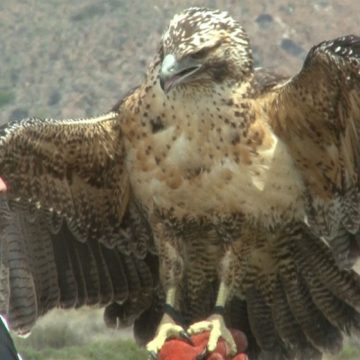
[146,221,189,355]
[146,287,190,354]
[188,249,238,355]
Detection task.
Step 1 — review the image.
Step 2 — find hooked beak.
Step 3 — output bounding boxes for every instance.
[159,54,202,93]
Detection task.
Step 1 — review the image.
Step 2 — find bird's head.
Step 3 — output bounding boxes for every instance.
[158,8,253,93]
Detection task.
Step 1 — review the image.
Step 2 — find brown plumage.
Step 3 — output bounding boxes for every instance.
[0,7,360,359]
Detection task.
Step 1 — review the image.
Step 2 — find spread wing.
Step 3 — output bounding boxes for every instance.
[0,112,129,246]
[269,35,360,267]
[0,110,158,335]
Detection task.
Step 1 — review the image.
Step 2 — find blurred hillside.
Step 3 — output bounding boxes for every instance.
[0,0,359,122]
[1,0,360,359]
[14,308,147,360]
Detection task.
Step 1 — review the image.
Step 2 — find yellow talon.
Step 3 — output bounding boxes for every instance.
[188,314,237,355]
[146,313,184,353]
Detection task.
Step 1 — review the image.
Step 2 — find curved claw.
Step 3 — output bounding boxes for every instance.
[148,350,158,360]
[196,347,209,360]
[188,314,237,355]
[146,314,187,353]
[179,330,194,345]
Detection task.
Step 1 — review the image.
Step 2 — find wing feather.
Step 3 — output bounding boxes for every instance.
[0,109,158,334]
[246,286,288,357]
[233,222,360,358]
[0,112,129,248]
[51,227,78,309]
[269,35,360,267]
[272,279,322,359]
[279,261,342,352]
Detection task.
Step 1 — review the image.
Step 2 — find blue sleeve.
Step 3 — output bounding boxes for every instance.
[0,316,21,360]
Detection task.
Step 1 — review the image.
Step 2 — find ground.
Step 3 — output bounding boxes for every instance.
[0,0,359,359]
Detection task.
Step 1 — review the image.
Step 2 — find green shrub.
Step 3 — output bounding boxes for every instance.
[16,339,146,360]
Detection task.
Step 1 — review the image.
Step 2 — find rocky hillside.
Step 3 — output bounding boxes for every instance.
[0,0,358,122]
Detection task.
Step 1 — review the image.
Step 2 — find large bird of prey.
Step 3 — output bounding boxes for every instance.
[1,7,360,360]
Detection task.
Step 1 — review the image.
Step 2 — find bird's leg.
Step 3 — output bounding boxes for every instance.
[188,282,237,354]
[146,222,188,355]
[146,286,190,355]
[188,249,237,355]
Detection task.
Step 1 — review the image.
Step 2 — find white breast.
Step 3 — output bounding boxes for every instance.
[128,125,305,225]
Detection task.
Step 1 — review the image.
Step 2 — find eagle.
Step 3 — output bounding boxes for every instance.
[1,7,360,360]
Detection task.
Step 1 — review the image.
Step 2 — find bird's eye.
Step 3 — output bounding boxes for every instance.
[190,47,210,59]
[190,41,222,60]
